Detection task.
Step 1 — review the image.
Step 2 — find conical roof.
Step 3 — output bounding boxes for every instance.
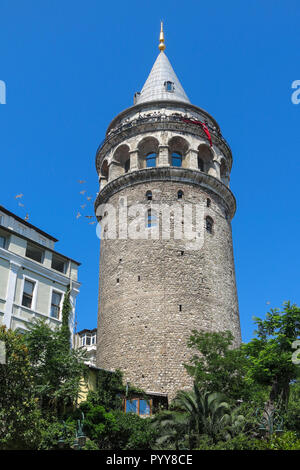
[135,51,190,105]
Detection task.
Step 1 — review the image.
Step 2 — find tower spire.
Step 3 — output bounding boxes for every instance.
[158,21,166,52]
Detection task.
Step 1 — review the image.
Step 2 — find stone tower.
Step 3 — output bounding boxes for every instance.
[95,24,241,400]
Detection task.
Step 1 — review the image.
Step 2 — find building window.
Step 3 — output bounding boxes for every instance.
[51,254,65,273]
[25,242,44,263]
[22,279,35,309]
[125,399,138,413]
[207,198,211,207]
[0,215,3,225]
[81,335,86,346]
[91,334,97,345]
[171,152,182,167]
[146,191,152,201]
[124,159,130,173]
[179,304,182,312]
[0,235,6,249]
[124,398,151,416]
[164,81,174,92]
[85,335,91,346]
[206,216,213,234]
[50,291,62,319]
[146,152,157,168]
[177,190,184,199]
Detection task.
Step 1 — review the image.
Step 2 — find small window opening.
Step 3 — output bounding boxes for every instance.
[179,305,182,312]
[146,191,152,201]
[164,81,174,92]
[207,198,211,207]
[117,278,119,284]
[138,276,141,281]
[177,190,183,200]
[206,216,213,234]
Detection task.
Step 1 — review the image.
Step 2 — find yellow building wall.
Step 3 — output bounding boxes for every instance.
[78,368,98,404]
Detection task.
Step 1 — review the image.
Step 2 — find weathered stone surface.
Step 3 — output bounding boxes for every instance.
[96,180,241,400]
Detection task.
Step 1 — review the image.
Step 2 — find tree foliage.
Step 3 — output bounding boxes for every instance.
[243,301,300,407]
[0,326,42,449]
[23,320,87,416]
[184,330,253,401]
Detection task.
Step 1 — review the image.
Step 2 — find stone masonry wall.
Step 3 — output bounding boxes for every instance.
[96,180,241,401]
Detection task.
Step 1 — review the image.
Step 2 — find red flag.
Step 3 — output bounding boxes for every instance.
[181,118,212,147]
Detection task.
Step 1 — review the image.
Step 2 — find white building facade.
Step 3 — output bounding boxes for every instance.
[0,205,80,336]
[74,328,97,366]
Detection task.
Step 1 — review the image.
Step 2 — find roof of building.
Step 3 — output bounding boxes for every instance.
[0,205,58,242]
[135,51,190,106]
[77,328,97,335]
[0,205,81,265]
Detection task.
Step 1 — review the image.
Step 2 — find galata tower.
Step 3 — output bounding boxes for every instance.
[95,24,241,401]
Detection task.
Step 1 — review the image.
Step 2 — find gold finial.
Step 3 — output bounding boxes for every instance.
[159,21,166,52]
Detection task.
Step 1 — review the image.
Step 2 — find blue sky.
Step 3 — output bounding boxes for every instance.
[0,0,299,343]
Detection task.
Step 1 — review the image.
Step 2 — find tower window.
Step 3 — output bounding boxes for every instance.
[147,208,157,228]
[124,159,130,173]
[146,191,152,201]
[177,190,183,200]
[138,275,141,281]
[206,216,213,234]
[198,157,204,172]
[207,198,211,207]
[146,152,157,168]
[164,81,174,92]
[116,278,119,284]
[179,305,182,312]
[171,152,182,167]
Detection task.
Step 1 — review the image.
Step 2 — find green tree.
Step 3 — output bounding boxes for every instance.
[184,330,253,401]
[151,410,189,450]
[60,285,72,348]
[172,384,242,448]
[0,326,43,449]
[243,301,300,410]
[23,320,86,416]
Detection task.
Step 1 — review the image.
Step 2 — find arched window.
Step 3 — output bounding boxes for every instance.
[206,216,213,234]
[177,190,184,200]
[198,157,204,172]
[206,198,211,207]
[198,144,213,174]
[124,159,130,173]
[146,191,152,201]
[171,152,182,167]
[100,160,109,180]
[146,152,157,168]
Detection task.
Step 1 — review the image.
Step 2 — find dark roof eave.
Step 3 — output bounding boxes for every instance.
[0,205,58,242]
[0,225,81,266]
